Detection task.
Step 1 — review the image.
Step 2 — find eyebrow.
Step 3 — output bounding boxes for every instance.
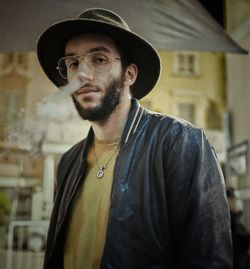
[65,46,112,57]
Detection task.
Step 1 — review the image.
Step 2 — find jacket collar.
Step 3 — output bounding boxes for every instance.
[120,98,147,145]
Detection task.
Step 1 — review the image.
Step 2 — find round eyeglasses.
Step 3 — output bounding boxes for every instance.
[56,51,121,80]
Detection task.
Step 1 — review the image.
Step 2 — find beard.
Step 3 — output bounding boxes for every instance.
[72,75,124,123]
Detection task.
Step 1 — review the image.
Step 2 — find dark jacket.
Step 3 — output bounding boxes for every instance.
[44,99,232,269]
[231,212,250,269]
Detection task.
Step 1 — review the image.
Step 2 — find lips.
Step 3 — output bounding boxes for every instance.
[75,87,99,95]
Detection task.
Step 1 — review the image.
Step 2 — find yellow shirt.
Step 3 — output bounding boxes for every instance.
[64,137,120,269]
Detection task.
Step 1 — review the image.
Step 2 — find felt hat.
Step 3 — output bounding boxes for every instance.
[37,8,161,99]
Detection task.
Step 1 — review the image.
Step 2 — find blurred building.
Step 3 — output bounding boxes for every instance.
[0,0,249,230]
[0,51,89,221]
[225,0,250,229]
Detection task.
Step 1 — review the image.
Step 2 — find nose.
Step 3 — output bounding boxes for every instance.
[75,60,93,81]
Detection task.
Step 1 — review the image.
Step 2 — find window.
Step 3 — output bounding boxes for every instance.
[2,53,14,70]
[173,52,199,76]
[1,53,29,72]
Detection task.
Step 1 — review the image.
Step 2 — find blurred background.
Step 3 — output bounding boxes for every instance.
[0,0,250,268]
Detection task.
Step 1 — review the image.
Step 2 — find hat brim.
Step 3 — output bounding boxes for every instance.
[37,19,161,99]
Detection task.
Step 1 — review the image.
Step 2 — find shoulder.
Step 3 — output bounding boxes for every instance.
[60,139,86,164]
[56,139,86,186]
[146,111,205,146]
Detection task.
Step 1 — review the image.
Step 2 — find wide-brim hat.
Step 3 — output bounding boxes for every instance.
[37,8,161,99]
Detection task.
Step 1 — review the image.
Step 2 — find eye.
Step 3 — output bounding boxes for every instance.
[91,54,109,65]
[66,57,79,69]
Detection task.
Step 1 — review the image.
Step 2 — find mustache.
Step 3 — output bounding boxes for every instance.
[59,77,90,96]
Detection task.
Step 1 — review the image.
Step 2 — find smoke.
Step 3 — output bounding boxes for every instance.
[5,110,46,153]
[5,78,83,154]
[59,77,83,95]
[36,78,82,121]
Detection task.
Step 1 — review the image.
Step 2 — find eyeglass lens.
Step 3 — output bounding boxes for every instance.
[57,52,115,79]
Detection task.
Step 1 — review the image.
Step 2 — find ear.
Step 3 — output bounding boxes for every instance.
[124,64,138,87]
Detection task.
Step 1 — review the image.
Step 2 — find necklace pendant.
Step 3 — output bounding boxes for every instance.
[97,166,105,179]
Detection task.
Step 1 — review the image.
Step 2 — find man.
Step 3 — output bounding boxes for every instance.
[37,8,232,269]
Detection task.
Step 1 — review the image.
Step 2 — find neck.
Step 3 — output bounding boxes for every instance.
[91,97,131,141]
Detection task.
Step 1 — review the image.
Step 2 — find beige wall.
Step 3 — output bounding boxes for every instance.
[142,51,226,126]
[226,0,250,32]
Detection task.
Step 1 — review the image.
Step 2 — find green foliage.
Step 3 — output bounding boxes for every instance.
[0,192,11,225]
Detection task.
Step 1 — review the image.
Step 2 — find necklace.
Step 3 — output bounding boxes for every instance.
[93,141,120,179]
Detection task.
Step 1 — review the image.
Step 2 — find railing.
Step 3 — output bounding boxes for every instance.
[6,220,49,269]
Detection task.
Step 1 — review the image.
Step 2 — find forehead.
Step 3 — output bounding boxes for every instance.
[65,32,121,55]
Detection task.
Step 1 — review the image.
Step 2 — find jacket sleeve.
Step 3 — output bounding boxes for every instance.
[53,156,63,201]
[165,126,232,269]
